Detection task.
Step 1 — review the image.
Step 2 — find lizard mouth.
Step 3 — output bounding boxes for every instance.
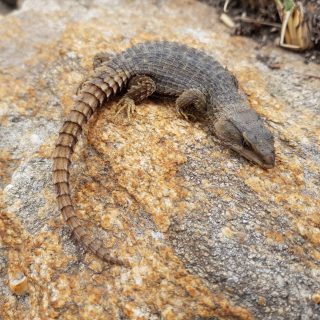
[230,143,275,169]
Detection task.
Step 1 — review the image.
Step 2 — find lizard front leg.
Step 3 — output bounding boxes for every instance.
[116,75,156,119]
[176,88,207,120]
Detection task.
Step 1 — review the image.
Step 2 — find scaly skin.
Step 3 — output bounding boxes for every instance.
[53,41,275,265]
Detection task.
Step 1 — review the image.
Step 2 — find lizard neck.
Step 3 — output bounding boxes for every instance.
[207,91,251,119]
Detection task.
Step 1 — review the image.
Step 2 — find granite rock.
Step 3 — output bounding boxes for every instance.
[0,0,319,319]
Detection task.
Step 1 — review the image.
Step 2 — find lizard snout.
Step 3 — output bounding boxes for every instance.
[262,154,275,168]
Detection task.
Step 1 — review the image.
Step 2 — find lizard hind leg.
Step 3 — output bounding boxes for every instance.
[115,75,156,120]
[76,52,115,95]
[176,89,207,121]
[116,97,137,120]
[93,51,115,70]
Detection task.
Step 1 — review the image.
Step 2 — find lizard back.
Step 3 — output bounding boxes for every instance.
[106,41,241,109]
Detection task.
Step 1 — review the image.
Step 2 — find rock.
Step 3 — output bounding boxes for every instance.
[9,271,28,295]
[0,0,319,319]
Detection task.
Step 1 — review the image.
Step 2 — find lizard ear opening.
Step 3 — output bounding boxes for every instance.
[213,118,242,145]
[242,138,253,151]
[242,132,254,151]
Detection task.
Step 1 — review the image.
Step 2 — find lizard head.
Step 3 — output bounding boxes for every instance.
[213,110,275,169]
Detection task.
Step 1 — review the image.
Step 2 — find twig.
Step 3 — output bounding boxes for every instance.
[223,0,231,13]
[296,73,320,80]
[234,16,282,28]
[220,13,235,28]
[279,7,300,49]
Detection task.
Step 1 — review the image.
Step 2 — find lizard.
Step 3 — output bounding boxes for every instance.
[52,41,275,265]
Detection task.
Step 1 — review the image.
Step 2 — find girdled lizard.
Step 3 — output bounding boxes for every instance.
[53,41,275,265]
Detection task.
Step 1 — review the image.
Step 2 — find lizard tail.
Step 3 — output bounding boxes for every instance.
[52,68,130,265]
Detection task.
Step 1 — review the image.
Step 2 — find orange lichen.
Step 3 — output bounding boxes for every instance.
[312,293,320,305]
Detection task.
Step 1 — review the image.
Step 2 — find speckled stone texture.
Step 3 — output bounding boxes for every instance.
[0,0,319,319]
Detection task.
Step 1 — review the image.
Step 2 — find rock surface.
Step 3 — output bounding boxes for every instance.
[0,0,320,319]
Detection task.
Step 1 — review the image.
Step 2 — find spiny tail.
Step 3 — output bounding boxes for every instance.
[52,67,130,265]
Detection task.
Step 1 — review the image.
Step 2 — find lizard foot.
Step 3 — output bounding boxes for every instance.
[115,97,137,120]
[176,105,197,121]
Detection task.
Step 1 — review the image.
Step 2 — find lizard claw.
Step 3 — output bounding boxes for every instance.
[115,97,137,121]
[176,106,196,121]
[176,106,189,120]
